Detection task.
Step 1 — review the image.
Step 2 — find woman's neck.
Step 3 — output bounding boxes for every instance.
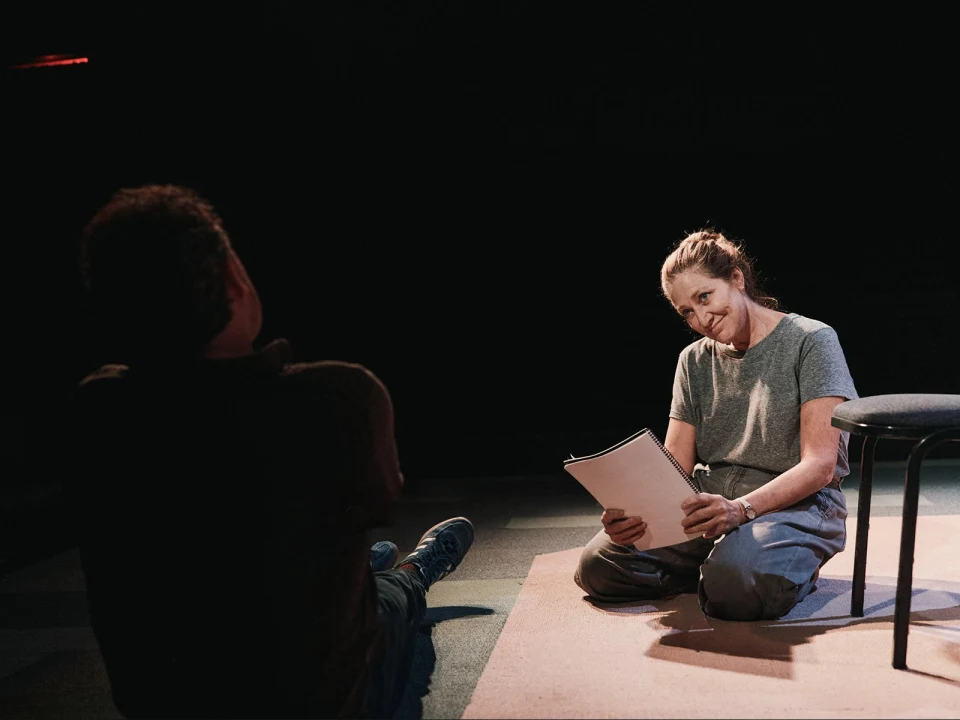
[731,304,786,352]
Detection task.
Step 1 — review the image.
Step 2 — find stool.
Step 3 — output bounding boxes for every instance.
[831,393,960,670]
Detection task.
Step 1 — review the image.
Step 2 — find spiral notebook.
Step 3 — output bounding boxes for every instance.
[563,428,702,551]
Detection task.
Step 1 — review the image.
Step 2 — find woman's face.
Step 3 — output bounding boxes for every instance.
[668,267,748,347]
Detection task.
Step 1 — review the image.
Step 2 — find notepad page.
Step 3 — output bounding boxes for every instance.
[564,431,701,551]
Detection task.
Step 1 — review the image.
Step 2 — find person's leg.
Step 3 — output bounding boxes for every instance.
[574,529,715,601]
[363,568,428,719]
[698,486,847,620]
[362,517,475,718]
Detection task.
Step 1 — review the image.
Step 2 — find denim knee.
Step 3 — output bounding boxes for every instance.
[699,555,800,621]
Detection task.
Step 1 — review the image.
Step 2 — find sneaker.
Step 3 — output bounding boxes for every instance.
[397,517,474,590]
[370,540,399,573]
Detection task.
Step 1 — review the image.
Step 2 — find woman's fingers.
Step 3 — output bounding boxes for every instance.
[602,513,647,545]
[610,522,647,545]
[680,494,740,538]
[601,508,625,526]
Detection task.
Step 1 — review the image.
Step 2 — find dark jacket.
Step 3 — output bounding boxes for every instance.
[68,339,404,718]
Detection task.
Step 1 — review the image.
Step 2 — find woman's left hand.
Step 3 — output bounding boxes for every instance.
[680,492,743,539]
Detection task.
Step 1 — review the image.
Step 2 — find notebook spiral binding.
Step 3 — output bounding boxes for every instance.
[644,429,700,492]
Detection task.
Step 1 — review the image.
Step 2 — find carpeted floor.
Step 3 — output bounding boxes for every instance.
[462,515,960,719]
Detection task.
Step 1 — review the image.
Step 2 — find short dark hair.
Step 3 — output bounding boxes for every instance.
[80,184,234,364]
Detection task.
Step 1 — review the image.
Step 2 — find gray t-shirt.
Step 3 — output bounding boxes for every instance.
[669,313,859,479]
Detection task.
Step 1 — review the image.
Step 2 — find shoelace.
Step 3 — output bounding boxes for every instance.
[412,533,463,580]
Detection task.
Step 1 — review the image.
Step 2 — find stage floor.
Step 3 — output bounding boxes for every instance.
[1,460,959,719]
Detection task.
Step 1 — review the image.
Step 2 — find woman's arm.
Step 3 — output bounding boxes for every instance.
[737,395,845,518]
[680,395,846,538]
[664,417,697,476]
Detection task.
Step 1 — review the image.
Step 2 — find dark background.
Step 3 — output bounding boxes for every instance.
[2,3,957,488]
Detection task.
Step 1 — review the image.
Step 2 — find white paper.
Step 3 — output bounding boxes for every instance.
[564,429,701,551]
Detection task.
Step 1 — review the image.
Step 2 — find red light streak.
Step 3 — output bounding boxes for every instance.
[11,54,90,70]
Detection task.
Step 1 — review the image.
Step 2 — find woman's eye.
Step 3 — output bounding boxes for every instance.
[699,292,710,302]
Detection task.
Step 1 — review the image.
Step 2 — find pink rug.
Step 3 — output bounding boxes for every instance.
[463,515,960,719]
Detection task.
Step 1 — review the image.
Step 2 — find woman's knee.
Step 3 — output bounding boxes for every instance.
[573,544,607,598]
[575,537,696,602]
[699,555,807,621]
[573,541,651,601]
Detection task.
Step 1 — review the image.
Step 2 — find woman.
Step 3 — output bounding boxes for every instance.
[574,229,858,621]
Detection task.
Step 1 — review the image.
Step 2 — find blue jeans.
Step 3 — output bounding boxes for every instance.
[574,463,848,620]
[361,569,428,718]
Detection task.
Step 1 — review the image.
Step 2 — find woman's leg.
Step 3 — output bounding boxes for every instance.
[574,529,715,602]
[698,486,847,620]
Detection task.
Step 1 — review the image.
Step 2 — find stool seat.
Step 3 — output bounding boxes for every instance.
[833,394,960,433]
[831,393,960,671]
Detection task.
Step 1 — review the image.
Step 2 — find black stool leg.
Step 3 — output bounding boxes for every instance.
[851,436,876,617]
[892,428,960,670]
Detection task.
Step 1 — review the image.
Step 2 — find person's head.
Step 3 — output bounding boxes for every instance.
[660,229,779,345]
[80,184,262,365]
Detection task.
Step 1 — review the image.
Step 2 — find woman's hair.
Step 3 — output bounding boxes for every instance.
[659,229,780,310]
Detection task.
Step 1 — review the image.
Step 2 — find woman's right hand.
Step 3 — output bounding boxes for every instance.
[601,508,647,546]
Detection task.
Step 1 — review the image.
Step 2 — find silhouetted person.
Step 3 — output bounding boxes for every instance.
[69,184,474,718]
[576,229,858,620]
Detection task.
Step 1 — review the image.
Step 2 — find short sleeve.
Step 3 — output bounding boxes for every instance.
[798,327,859,405]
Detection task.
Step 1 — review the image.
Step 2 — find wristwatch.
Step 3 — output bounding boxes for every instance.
[737,498,757,522]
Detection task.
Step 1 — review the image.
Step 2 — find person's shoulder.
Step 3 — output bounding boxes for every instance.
[281,359,390,398]
[781,313,834,337]
[283,358,382,382]
[78,363,130,387]
[77,364,130,395]
[73,364,132,410]
[779,314,850,357]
